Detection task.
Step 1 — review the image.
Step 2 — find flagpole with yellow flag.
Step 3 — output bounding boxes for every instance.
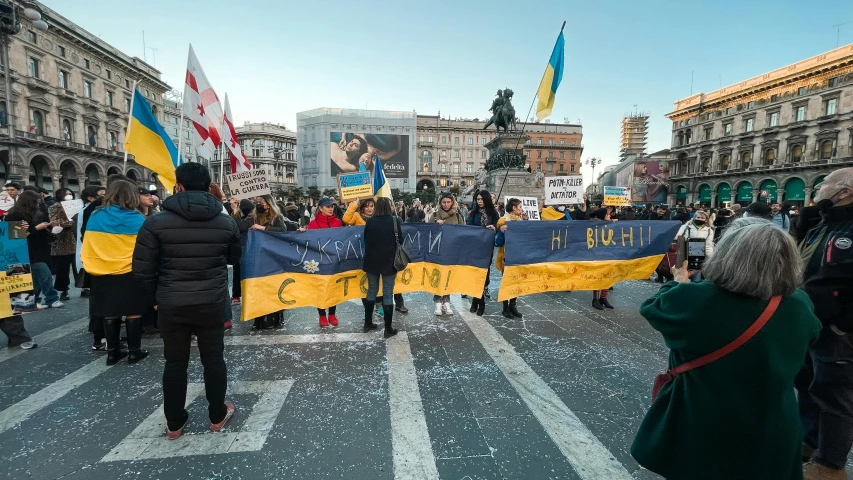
[122,79,139,175]
[496,22,566,201]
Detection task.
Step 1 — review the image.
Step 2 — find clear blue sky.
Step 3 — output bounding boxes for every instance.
[43,0,853,183]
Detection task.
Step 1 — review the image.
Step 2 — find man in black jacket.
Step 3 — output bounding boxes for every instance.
[133,162,241,440]
[796,167,853,479]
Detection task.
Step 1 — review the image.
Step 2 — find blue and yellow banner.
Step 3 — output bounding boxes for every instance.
[241,224,495,320]
[498,221,681,301]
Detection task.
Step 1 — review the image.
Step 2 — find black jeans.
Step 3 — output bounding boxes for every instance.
[160,302,228,431]
[52,254,75,292]
[0,315,33,347]
[796,326,853,470]
[231,263,241,299]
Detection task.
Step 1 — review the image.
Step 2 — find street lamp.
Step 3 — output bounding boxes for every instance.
[0,1,48,182]
[585,157,601,183]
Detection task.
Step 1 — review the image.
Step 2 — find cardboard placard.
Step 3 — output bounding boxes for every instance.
[60,199,84,220]
[544,176,584,205]
[603,186,632,207]
[503,195,540,221]
[337,172,373,203]
[226,170,271,201]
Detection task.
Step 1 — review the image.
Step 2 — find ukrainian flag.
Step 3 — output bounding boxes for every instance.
[373,154,392,200]
[81,205,146,275]
[124,89,179,192]
[535,30,565,121]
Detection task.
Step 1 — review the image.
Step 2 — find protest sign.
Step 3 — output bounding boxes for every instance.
[0,222,34,317]
[603,186,632,206]
[544,176,584,205]
[504,196,540,221]
[60,199,84,220]
[226,169,271,201]
[337,172,373,203]
[498,220,682,300]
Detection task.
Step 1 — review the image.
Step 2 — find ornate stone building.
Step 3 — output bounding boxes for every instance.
[415,115,583,192]
[229,122,297,194]
[0,1,171,193]
[666,43,853,208]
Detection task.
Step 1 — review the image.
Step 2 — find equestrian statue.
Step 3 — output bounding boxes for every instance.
[483,89,517,133]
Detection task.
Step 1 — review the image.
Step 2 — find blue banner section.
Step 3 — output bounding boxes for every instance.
[0,222,32,271]
[243,224,496,280]
[503,220,682,266]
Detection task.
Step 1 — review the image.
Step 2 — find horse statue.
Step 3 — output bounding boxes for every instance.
[483,88,517,133]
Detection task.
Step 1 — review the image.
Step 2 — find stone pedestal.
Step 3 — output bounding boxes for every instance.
[479,132,544,201]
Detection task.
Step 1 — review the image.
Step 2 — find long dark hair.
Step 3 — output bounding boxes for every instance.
[374,197,395,216]
[473,189,499,223]
[7,190,43,223]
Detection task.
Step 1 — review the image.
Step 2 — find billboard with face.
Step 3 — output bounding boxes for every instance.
[632,161,670,203]
[330,132,410,179]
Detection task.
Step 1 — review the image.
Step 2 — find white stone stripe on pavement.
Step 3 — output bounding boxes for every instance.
[0,357,109,435]
[101,380,294,461]
[140,331,382,349]
[0,316,89,364]
[451,297,633,480]
[386,331,440,480]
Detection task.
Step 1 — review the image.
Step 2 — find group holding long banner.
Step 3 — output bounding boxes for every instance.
[239,221,682,321]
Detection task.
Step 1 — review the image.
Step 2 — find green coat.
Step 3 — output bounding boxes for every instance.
[631,281,821,480]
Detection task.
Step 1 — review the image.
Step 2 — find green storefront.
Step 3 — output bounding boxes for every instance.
[698,184,712,205]
[736,182,753,204]
[717,183,732,204]
[784,178,806,203]
[676,186,687,203]
[759,179,778,202]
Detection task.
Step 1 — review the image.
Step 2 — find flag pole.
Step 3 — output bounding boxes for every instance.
[218,97,226,190]
[495,21,565,202]
[122,79,139,175]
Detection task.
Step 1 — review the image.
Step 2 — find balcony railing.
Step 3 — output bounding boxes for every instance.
[13,130,124,158]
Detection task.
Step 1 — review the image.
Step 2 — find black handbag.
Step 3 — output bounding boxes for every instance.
[392,217,410,271]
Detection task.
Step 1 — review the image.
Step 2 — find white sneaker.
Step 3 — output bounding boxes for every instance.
[50,301,64,308]
[19,341,37,349]
[36,303,49,310]
[442,302,453,315]
[434,302,443,316]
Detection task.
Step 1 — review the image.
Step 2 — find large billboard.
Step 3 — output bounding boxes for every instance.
[330,132,409,179]
[632,161,670,203]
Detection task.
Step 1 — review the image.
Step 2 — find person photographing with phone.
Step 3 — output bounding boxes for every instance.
[676,210,714,282]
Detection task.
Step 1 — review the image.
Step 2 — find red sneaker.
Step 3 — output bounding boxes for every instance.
[328,314,339,326]
[224,320,232,330]
[319,315,329,327]
[230,297,241,305]
[166,420,186,440]
[210,402,235,432]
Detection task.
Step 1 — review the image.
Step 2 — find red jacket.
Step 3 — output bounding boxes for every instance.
[307,213,343,230]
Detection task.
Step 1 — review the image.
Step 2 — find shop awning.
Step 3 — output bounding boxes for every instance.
[698,184,712,202]
[717,183,732,202]
[759,179,778,202]
[784,178,805,201]
[736,182,753,202]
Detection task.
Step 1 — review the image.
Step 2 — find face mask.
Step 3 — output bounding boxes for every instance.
[64,195,73,201]
[694,220,706,226]
[256,204,266,214]
[817,188,847,213]
[557,206,565,212]
[789,210,795,216]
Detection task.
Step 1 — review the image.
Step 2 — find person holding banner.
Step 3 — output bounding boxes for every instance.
[466,190,499,316]
[342,199,375,226]
[589,208,616,310]
[307,197,344,327]
[49,188,77,302]
[496,198,526,319]
[362,197,402,338]
[249,195,294,330]
[433,193,465,315]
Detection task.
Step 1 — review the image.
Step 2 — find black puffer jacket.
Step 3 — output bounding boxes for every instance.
[133,190,240,308]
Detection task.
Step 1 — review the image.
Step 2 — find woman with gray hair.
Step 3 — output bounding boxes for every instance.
[631,218,822,479]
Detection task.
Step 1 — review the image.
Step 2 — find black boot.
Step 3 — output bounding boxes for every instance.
[600,298,614,310]
[502,301,513,319]
[104,318,127,366]
[509,298,523,319]
[126,318,149,364]
[470,298,478,313]
[383,305,398,338]
[592,298,604,310]
[363,299,378,331]
[476,298,485,317]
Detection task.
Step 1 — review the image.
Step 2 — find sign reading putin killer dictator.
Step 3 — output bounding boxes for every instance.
[240,224,495,320]
[544,176,584,205]
[337,172,373,203]
[497,221,682,301]
[226,169,271,201]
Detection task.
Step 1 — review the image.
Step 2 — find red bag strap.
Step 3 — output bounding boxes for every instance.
[669,295,781,377]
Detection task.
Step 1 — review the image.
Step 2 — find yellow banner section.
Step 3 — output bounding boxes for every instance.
[241,262,487,321]
[497,255,663,301]
[0,272,33,318]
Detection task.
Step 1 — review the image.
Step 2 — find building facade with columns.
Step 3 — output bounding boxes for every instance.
[0,1,171,193]
[221,122,297,194]
[666,43,853,208]
[415,115,583,193]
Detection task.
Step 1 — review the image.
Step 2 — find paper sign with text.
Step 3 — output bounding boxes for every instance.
[544,176,584,205]
[604,186,632,207]
[337,172,373,203]
[61,199,84,220]
[0,222,34,317]
[226,170,272,201]
[504,196,540,221]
